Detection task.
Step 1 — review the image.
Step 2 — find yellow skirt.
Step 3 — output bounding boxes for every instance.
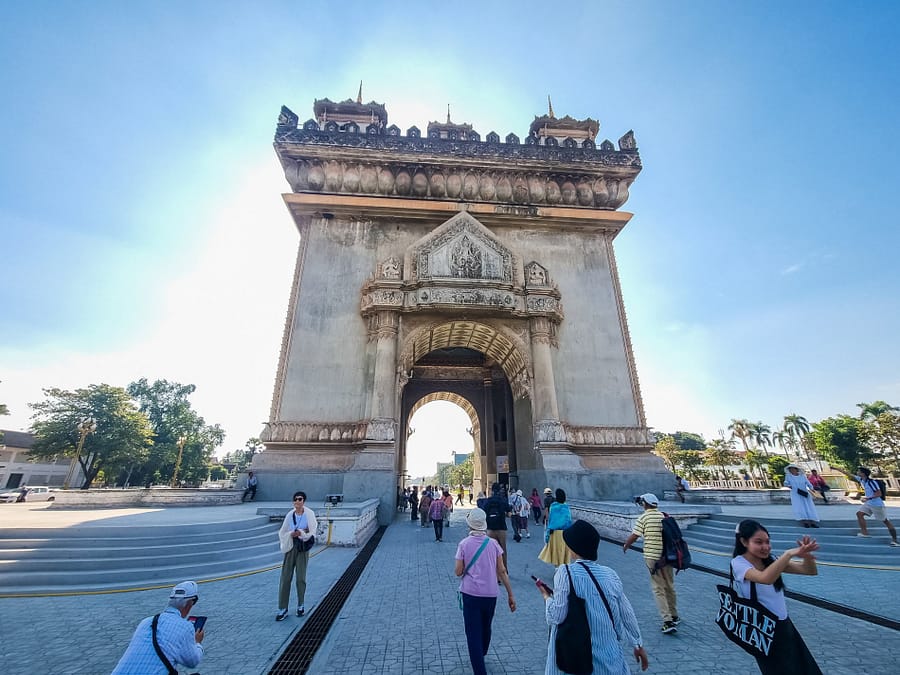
[538,529,569,566]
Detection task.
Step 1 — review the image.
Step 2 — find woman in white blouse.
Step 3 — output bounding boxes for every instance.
[783,464,820,528]
[731,519,822,674]
[536,520,648,675]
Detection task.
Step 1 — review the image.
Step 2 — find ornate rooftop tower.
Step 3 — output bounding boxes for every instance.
[258,93,668,523]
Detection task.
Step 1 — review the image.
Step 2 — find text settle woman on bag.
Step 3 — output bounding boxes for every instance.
[730,519,822,674]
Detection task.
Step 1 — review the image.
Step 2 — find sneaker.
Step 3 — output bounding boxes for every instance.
[297,606,305,617]
[662,621,677,634]
[671,616,681,625]
[276,609,288,622]
[857,533,872,538]
[890,541,900,547]
[526,532,531,539]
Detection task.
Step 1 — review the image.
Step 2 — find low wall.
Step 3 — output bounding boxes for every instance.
[257,499,379,547]
[569,500,720,541]
[662,488,802,505]
[51,488,244,508]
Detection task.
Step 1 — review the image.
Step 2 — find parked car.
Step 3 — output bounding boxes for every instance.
[0,486,56,503]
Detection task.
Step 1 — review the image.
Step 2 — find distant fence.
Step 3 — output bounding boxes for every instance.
[688,475,899,495]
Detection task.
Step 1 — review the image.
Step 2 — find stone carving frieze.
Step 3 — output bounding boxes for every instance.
[261,421,368,444]
[281,157,634,209]
[365,417,396,442]
[564,425,654,448]
[525,261,549,287]
[418,287,515,308]
[535,420,568,443]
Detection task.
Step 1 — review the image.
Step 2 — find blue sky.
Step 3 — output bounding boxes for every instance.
[2,1,898,462]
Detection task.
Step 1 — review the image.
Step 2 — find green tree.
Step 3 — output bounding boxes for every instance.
[653,436,680,473]
[704,439,737,478]
[674,450,704,481]
[749,421,772,457]
[745,449,768,481]
[667,431,706,451]
[244,437,264,466]
[126,379,225,486]
[810,415,875,473]
[856,401,899,420]
[766,456,790,485]
[28,384,154,488]
[771,430,790,459]
[728,419,752,452]
[866,412,900,475]
[448,453,474,488]
[209,465,228,481]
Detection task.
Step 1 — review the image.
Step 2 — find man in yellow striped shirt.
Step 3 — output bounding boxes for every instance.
[623,493,680,634]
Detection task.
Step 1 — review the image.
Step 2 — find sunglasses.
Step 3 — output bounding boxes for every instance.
[293,497,305,502]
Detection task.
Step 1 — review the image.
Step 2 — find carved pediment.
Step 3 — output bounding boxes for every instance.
[405,211,517,284]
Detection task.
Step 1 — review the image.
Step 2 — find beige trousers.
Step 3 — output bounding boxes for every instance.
[645,558,677,622]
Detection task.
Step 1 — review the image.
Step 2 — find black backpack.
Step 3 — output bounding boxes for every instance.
[868,478,888,500]
[655,512,691,574]
[484,497,506,530]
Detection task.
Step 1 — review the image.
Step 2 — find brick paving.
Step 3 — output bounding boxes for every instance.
[1,503,898,674]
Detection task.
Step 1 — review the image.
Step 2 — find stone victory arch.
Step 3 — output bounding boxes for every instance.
[255,94,671,523]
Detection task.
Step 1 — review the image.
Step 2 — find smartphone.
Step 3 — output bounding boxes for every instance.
[531,575,553,595]
[188,616,207,632]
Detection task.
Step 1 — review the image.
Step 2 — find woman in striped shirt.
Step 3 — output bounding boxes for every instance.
[536,520,649,674]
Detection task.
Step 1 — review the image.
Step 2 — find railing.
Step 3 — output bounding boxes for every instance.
[688,479,775,489]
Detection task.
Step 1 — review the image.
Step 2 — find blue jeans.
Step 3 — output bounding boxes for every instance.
[461,593,497,675]
[433,518,444,541]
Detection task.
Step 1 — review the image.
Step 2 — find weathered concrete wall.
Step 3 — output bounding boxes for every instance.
[52,489,243,508]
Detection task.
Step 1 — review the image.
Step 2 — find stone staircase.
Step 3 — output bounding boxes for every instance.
[684,514,900,568]
[0,515,282,595]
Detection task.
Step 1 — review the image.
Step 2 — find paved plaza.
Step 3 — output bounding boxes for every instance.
[1,503,898,674]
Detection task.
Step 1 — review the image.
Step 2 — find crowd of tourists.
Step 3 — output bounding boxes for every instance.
[110,465,893,674]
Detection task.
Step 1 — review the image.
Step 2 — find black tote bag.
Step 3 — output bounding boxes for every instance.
[716,568,779,659]
[555,564,593,675]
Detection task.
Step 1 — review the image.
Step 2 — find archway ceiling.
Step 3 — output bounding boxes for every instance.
[410,321,526,383]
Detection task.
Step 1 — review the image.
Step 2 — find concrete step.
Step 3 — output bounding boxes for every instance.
[0,516,276,545]
[0,548,289,594]
[687,523,891,545]
[0,527,278,558]
[0,540,281,572]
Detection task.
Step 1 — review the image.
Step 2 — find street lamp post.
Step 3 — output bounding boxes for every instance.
[171,436,187,487]
[63,417,97,489]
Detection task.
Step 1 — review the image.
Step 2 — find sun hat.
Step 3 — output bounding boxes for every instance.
[785,463,802,471]
[516,489,523,497]
[543,487,552,494]
[563,520,600,561]
[170,580,199,599]
[639,493,659,506]
[466,508,488,532]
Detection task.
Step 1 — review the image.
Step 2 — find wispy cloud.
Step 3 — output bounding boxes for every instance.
[781,262,803,275]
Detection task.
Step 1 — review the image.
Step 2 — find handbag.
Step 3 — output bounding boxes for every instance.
[715,566,779,659]
[554,565,593,675]
[293,512,315,552]
[797,489,809,498]
[457,536,491,609]
[151,614,178,675]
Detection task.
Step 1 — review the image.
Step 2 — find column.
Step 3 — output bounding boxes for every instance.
[483,377,496,484]
[530,317,564,442]
[368,310,398,440]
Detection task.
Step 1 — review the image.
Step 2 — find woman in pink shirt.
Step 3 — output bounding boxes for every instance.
[455,508,516,675]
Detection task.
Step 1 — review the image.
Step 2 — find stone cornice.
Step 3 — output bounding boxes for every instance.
[275,130,641,210]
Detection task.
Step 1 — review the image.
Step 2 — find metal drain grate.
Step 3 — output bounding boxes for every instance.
[269,525,387,674]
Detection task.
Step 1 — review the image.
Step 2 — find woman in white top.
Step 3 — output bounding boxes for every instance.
[783,464,820,528]
[276,490,317,621]
[731,519,822,674]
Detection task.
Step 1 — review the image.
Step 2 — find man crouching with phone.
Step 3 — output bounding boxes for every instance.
[112,580,205,674]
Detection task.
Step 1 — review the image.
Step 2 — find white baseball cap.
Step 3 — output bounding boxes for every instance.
[639,493,659,506]
[170,580,199,599]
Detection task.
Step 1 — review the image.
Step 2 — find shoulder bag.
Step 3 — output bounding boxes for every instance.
[555,562,613,675]
[292,512,315,552]
[151,614,179,675]
[715,566,779,658]
[457,536,491,610]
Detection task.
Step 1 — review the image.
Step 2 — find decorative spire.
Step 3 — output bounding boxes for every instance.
[548,95,555,119]
[357,80,363,105]
[447,104,451,124]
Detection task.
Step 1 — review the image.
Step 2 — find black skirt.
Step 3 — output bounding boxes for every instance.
[755,617,822,675]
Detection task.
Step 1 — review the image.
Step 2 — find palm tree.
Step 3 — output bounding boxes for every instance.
[728,419,752,452]
[771,430,791,459]
[783,414,811,439]
[745,450,768,482]
[749,422,772,458]
[857,401,899,420]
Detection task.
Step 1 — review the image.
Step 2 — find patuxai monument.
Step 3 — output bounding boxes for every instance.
[254,91,671,522]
